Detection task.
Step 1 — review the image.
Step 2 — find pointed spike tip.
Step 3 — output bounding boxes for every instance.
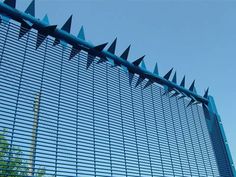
[132,55,145,66]
[42,14,49,25]
[93,42,108,52]
[120,45,131,60]
[153,63,159,75]
[141,60,147,70]
[172,71,177,83]
[164,68,173,80]
[4,0,16,8]
[78,26,85,40]
[25,0,35,17]
[180,75,185,87]
[189,80,195,91]
[61,15,73,33]
[107,38,117,54]
[204,87,209,98]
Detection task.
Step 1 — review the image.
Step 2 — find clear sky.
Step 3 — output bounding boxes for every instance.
[8,0,236,165]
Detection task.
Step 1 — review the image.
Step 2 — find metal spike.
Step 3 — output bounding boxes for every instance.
[42,14,49,25]
[19,20,31,39]
[120,45,131,60]
[61,15,73,33]
[153,63,159,75]
[25,0,35,17]
[128,71,134,85]
[180,76,185,87]
[132,55,145,66]
[187,99,195,107]
[144,80,154,89]
[141,60,147,70]
[193,86,198,94]
[135,76,145,88]
[36,25,57,49]
[4,0,16,8]
[77,26,85,40]
[172,71,177,84]
[164,68,173,80]
[93,43,108,52]
[87,55,95,69]
[69,46,81,60]
[189,80,195,92]
[204,87,209,99]
[107,38,117,54]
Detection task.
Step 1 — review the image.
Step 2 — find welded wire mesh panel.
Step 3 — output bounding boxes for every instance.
[0,19,221,177]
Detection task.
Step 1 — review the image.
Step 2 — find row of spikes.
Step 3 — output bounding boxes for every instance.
[1,0,210,108]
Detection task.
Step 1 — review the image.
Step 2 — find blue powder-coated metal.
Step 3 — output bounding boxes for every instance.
[0,1,209,104]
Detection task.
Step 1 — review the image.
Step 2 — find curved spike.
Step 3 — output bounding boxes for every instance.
[189,80,195,92]
[77,26,85,40]
[180,76,185,87]
[107,38,117,54]
[120,45,131,60]
[132,55,145,66]
[4,0,16,8]
[42,14,49,25]
[141,60,147,70]
[153,63,159,75]
[204,87,209,99]
[93,43,108,52]
[135,76,145,88]
[61,15,73,33]
[172,71,177,84]
[25,0,35,17]
[164,68,173,80]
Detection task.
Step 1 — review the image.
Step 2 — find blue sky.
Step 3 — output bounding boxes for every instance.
[11,0,236,165]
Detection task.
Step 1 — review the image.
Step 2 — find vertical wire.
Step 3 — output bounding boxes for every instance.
[106,63,113,176]
[31,36,48,176]
[75,52,80,176]
[190,105,208,176]
[140,83,153,176]
[130,78,141,176]
[175,97,192,176]
[168,95,184,176]
[150,85,164,176]
[54,45,65,176]
[118,68,127,176]
[7,29,30,176]
[182,99,200,176]
[159,89,175,176]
